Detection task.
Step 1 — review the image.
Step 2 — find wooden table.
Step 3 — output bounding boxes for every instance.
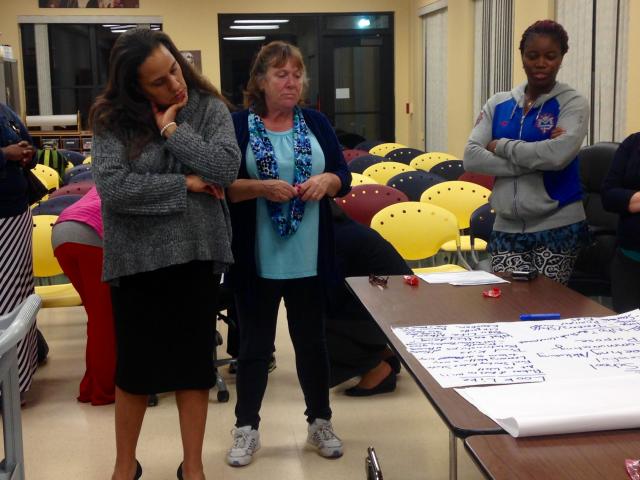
[465,431,640,479]
[345,275,613,479]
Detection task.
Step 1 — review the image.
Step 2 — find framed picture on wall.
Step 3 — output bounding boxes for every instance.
[39,1,140,7]
[180,50,203,74]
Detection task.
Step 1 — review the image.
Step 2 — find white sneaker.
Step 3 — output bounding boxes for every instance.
[227,426,260,467]
[307,419,343,458]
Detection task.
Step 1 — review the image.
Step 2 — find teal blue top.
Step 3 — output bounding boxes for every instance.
[621,248,640,263]
[246,128,325,279]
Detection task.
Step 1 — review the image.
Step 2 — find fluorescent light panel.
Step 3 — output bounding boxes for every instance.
[234,19,289,24]
[223,36,266,41]
[230,25,279,30]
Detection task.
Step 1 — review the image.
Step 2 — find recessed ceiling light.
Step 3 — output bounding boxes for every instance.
[223,36,266,41]
[234,19,289,24]
[230,25,279,30]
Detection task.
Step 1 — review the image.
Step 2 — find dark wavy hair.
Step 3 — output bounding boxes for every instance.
[243,41,308,117]
[89,28,223,159]
[519,20,569,55]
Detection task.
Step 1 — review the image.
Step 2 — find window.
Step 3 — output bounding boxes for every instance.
[20,21,162,125]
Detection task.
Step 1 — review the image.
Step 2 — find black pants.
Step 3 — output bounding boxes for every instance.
[611,248,640,313]
[234,276,331,429]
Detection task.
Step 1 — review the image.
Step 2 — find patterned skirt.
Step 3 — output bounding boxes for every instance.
[0,209,39,393]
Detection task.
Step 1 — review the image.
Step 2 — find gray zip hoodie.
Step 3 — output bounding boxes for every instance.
[463,81,589,233]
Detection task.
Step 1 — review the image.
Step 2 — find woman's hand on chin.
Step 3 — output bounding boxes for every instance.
[152,94,188,132]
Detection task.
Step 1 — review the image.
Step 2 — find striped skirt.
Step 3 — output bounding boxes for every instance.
[0,209,39,393]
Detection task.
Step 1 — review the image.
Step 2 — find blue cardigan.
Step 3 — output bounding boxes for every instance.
[227,108,351,293]
[0,104,37,218]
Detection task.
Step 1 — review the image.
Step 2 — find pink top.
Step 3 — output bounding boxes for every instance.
[56,186,103,239]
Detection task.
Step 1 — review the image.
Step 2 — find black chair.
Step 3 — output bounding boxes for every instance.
[58,149,87,166]
[384,147,424,165]
[68,170,94,184]
[63,164,92,185]
[348,154,385,174]
[32,194,83,216]
[337,131,367,150]
[469,203,496,267]
[386,170,445,201]
[355,140,384,152]
[568,142,620,298]
[430,159,465,180]
[213,284,237,402]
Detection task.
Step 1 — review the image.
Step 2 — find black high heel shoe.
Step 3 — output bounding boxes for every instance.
[134,460,142,480]
[345,370,397,397]
[177,462,183,480]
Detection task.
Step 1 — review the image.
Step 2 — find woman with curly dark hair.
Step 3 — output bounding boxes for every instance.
[464,20,590,284]
[90,28,240,480]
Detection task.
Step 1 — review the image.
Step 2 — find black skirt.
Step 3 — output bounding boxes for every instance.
[110,261,220,394]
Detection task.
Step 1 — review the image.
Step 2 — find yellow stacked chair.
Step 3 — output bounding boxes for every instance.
[350,172,379,186]
[31,163,60,193]
[420,180,491,253]
[370,202,468,273]
[369,142,406,157]
[32,215,82,308]
[362,161,416,185]
[410,151,458,172]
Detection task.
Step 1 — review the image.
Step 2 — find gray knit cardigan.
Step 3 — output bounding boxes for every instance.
[92,90,240,282]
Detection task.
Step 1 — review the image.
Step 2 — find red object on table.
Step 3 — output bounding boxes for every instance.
[482,287,501,298]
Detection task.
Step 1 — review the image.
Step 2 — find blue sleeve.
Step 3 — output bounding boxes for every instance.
[308,110,351,197]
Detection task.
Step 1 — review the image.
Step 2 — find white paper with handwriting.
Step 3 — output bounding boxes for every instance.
[392,309,640,388]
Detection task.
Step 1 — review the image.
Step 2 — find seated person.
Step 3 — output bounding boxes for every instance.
[52,186,116,405]
[327,202,412,396]
[602,132,640,313]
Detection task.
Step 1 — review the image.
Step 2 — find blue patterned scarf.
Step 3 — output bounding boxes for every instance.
[248,107,312,238]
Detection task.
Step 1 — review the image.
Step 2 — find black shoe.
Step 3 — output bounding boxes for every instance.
[345,371,397,397]
[176,462,183,480]
[134,460,142,480]
[147,394,158,407]
[36,329,49,365]
[384,355,401,374]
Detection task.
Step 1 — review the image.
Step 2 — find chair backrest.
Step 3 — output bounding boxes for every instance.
[420,180,491,229]
[355,139,383,152]
[342,149,369,163]
[335,185,408,226]
[62,164,92,185]
[384,147,425,165]
[48,180,95,199]
[31,163,60,192]
[369,142,406,156]
[410,152,458,172]
[351,172,379,186]
[429,159,465,181]
[370,202,460,260]
[32,194,83,216]
[337,131,366,149]
[32,215,63,277]
[578,142,620,232]
[469,203,496,244]
[57,149,87,166]
[386,170,446,201]
[362,161,416,185]
[458,171,495,190]
[348,154,385,174]
[68,169,93,184]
